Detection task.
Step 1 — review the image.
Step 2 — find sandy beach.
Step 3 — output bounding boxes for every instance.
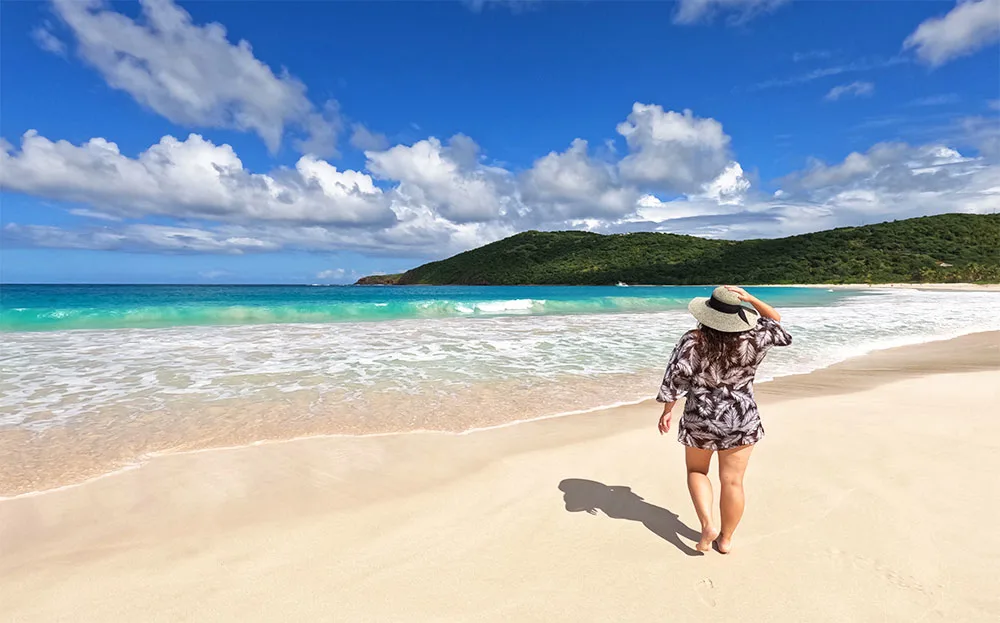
[786,283,1000,292]
[2,332,999,622]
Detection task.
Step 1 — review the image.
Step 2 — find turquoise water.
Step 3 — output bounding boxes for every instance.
[4,284,1000,494]
[0,284,841,332]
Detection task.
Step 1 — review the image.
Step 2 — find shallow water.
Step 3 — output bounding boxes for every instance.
[2,285,999,494]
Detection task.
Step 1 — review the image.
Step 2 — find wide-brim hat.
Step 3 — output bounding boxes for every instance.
[688,286,759,333]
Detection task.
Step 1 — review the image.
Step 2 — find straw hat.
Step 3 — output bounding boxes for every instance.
[688,286,759,333]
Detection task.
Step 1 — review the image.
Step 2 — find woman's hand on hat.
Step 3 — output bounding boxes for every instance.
[724,285,753,302]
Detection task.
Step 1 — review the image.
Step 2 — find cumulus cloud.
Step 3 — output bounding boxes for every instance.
[824,81,875,101]
[367,135,515,223]
[903,0,1000,66]
[520,139,640,220]
[697,162,753,205]
[4,101,998,257]
[673,0,789,24]
[51,0,339,155]
[618,144,998,240]
[616,104,734,193]
[0,131,395,225]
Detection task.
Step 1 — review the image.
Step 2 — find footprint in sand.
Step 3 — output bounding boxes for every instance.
[696,578,717,607]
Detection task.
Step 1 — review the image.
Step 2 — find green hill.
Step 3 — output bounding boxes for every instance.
[356,214,1000,285]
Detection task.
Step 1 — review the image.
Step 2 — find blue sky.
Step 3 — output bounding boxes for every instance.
[2,0,998,284]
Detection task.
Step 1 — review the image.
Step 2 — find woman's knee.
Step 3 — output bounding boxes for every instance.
[719,472,744,489]
[685,447,713,475]
[718,445,752,487]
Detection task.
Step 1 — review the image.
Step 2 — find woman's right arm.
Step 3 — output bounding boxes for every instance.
[725,286,781,322]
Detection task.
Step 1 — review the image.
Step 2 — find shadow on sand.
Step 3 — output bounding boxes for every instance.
[558,478,702,556]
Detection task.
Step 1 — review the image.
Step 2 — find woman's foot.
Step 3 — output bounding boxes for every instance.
[697,525,720,552]
[714,535,733,554]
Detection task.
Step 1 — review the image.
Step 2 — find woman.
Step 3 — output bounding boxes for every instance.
[656,285,792,554]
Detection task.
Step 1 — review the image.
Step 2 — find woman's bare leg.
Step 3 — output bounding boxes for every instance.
[684,446,718,551]
[716,444,754,553]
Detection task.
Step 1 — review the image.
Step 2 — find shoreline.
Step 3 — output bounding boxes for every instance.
[4,328,998,501]
[3,332,998,621]
[349,282,1000,290]
[787,282,1000,292]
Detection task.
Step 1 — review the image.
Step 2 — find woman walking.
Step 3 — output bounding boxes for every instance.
[656,286,792,554]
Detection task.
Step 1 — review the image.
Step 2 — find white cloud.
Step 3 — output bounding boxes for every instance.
[51,0,339,155]
[904,0,1000,66]
[32,25,66,56]
[316,268,348,280]
[697,162,752,205]
[908,93,961,107]
[824,81,875,101]
[782,142,974,193]
[673,0,789,24]
[616,104,734,193]
[349,124,389,152]
[750,56,904,92]
[4,216,516,259]
[989,99,1000,111]
[4,102,997,257]
[959,116,1000,157]
[520,139,639,220]
[0,131,395,225]
[618,145,998,240]
[199,269,230,279]
[3,223,281,254]
[366,136,515,223]
[774,143,1000,228]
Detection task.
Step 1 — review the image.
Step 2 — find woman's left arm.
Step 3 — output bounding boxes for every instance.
[657,332,695,435]
[658,401,676,435]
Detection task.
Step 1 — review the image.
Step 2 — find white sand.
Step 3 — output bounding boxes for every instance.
[792,283,1000,292]
[2,334,999,622]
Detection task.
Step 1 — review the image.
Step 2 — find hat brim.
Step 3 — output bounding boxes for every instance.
[688,297,759,333]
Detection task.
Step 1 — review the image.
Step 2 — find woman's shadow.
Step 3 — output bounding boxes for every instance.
[558,478,702,557]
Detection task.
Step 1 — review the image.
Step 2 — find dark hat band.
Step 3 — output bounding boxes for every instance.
[706,296,756,325]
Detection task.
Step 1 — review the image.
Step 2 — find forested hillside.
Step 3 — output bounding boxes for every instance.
[356,214,1000,285]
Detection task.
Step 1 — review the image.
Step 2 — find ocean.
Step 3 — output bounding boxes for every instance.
[3,284,1000,495]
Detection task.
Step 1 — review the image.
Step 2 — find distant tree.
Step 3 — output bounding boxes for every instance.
[355,214,1000,286]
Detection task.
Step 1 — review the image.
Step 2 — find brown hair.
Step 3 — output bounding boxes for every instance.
[695,324,745,364]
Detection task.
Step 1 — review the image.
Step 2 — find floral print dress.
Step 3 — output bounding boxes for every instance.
[656,318,793,451]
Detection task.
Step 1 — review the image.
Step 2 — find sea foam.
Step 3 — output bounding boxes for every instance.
[2,288,999,433]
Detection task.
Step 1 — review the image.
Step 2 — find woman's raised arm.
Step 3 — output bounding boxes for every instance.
[724,286,781,323]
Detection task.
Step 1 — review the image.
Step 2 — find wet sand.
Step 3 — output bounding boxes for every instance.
[1,332,998,621]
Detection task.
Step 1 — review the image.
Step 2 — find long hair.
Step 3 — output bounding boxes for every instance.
[694,323,745,365]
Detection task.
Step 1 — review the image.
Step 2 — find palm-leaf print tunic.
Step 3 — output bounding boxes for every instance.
[656,318,792,450]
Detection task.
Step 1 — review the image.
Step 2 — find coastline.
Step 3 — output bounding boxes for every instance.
[2,332,999,621]
[4,324,998,499]
[350,282,1000,290]
[788,282,1000,292]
